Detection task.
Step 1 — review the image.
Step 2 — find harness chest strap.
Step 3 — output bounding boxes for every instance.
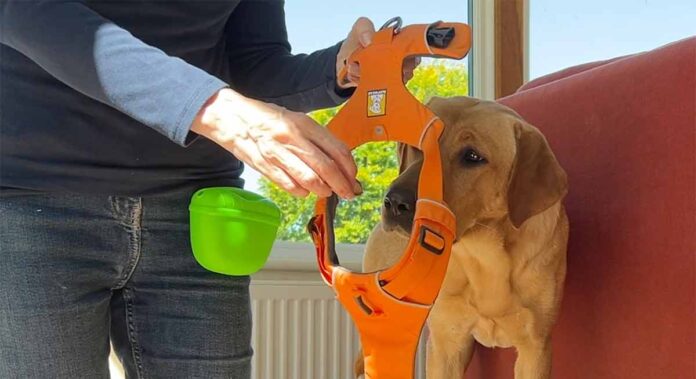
[329,198,456,379]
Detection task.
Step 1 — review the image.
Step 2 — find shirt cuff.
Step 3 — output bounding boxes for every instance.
[328,80,356,103]
[172,77,229,147]
[323,41,356,106]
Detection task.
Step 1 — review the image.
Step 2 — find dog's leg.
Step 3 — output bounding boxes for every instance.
[514,339,552,379]
[458,336,476,373]
[426,334,475,379]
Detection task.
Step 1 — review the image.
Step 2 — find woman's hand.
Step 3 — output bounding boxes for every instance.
[191,88,361,199]
[336,17,420,88]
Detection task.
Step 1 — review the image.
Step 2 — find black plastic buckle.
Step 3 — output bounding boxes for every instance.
[418,226,445,255]
[426,26,455,48]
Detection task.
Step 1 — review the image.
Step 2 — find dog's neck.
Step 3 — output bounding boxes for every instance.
[446,202,564,317]
[456,202,564,259]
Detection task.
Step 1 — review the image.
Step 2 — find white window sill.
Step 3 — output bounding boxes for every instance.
[257,241,364,273]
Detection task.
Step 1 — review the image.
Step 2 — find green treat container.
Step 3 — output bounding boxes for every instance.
[189,187,281,276]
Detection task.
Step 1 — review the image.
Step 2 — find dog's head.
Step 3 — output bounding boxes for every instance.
[382,96,567,238]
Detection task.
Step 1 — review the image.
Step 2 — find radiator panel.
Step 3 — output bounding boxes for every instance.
[250,278,427,379]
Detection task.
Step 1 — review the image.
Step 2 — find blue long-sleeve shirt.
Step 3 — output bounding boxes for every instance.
[0,0,349,195]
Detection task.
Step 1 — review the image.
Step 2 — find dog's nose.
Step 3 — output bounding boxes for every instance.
[384,188,416,217]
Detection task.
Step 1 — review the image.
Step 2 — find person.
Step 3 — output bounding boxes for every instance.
[0,1,418,378]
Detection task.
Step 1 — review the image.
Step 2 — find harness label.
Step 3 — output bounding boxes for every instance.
[367,89,387,117]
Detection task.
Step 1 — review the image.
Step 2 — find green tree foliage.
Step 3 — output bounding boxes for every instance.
[259,62,468,243]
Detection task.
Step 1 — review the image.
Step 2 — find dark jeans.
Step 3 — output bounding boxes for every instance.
[0,189,252,378]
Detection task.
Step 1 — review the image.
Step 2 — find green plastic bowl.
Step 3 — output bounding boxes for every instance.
[189,187,281,276]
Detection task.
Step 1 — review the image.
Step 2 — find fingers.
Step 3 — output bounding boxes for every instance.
[306,123,361,194]
[347,56,421,86]
[345,62,360,86]
[336,17,375,88]
[402,56,421,83]
[288,114,360,199]
[243,111,359,199]
[338,18,421,87]
[257,138,334,198]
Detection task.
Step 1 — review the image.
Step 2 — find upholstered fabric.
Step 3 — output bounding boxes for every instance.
[517,55,632,93]
[464,36,695,378]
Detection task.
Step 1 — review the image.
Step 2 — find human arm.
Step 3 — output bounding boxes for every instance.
[222,0,349,112]
[0,0,225,146]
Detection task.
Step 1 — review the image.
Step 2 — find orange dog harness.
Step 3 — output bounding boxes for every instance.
[308,18,471,379]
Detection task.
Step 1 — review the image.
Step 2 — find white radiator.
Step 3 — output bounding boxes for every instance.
[250,242,427,379]
[250,285,359,378]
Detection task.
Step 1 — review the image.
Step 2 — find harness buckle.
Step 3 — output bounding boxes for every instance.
[426,25,456,48]
[418,226,446,255]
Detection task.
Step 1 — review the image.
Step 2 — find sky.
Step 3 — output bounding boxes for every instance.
[242,0,695,191]
[283,0,470,55]
[529,0,695,77]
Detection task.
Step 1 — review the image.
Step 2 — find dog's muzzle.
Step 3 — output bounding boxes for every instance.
[383,187,416,233]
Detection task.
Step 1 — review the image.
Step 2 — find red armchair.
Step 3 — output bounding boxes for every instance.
[464,37,695,378]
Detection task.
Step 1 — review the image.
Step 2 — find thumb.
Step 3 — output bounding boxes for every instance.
[353,17,375,47]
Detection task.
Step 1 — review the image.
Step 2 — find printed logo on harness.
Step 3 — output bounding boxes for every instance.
[367,89,387,117]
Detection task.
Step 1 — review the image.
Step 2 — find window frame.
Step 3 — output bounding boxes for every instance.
[470,0,496,100]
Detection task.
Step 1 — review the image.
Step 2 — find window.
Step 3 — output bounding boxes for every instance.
[529,0,696,79]
[242,0,478,245]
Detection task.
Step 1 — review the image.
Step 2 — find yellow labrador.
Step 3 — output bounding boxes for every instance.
[356,96,568,379]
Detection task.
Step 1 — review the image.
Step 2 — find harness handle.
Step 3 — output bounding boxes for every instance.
[337,18,461,87]
[380,16,403,33]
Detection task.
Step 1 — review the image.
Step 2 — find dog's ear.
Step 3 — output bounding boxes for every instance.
[397,143,410,173]
[507,122,568,228]
[397,96,463,173]
[397,143,423,174]
[427,95,480,116]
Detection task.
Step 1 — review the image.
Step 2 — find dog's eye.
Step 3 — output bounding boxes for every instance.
[461,148,487,165]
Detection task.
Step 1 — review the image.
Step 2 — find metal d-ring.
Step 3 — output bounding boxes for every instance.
[379,16,402,34]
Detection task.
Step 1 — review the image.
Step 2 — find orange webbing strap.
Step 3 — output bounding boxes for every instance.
[327,199,456,379]
[308,19,471,379]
